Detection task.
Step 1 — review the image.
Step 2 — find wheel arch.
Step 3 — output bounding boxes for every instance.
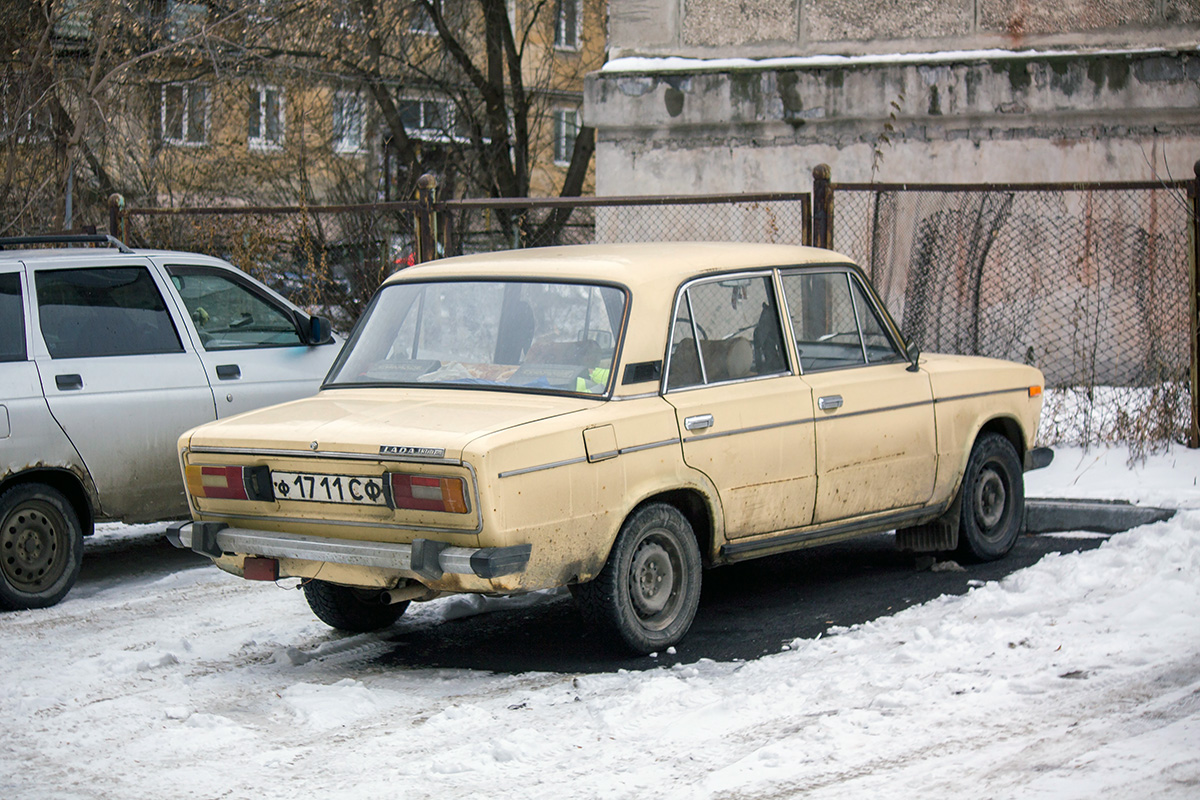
[976,415,1027,463]
[0,468,95,537]
[626,488,715,568]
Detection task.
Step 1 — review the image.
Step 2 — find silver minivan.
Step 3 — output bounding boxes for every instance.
[0,235,341,610]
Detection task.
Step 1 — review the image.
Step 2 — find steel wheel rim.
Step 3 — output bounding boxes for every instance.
[627,529,684,631]
[974,464,1008,536]
[1,500,68,593]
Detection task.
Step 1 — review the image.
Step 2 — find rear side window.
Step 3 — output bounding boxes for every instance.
[36,267,184,358]
[0,272,25,362]
[666,274,788,390]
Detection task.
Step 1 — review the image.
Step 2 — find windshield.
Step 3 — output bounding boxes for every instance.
[326,280,627,395]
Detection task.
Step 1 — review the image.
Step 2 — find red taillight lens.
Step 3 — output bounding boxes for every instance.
[186,465,248,500]
[389,472,469,513]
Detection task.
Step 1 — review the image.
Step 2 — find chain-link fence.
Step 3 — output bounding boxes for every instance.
[118,191,811,330]
[829,181,1195,455]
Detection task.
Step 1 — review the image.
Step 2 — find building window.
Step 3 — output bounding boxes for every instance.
[410,0,439,34]
[333,92,365,153]
[398,97,465,141]
[248,85,284,150]
[554,0,580,50]
[161,84,208,145]
[553,108,579,164]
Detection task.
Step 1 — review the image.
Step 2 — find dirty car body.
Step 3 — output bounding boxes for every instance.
[172,243,1052,653]
[0,235,340,611]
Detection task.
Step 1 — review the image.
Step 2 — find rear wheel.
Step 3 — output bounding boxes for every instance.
[302,579,409,632]
[574,503,701,654]
[956,433,1024,562]
[0,484,84,611]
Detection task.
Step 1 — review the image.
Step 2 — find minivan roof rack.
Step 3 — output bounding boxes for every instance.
[0,234,135,254]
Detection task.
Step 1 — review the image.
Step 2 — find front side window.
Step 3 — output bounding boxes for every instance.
[0,272,26,362]
[168,268,304,350]
[162,84,208,145]
[332,91,364,153]
[781,271,903,372]
[553,108,579,164]
[328,280,626,396]
[248,85,284,149]
[555,0,580,49]
[666,274,788,390]
[36,267,183,359]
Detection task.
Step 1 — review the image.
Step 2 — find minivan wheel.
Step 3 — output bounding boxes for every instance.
[0,484,84,611]
[302,579,409,632]
[574,503,702,655]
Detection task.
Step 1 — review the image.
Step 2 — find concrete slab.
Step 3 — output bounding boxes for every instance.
[1025,498,1176,535]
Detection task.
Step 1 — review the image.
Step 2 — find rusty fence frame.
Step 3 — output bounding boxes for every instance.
[813,162,1200,448]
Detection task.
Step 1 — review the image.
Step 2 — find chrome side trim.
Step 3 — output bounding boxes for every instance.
[936,387,1032,404]
[683,417,813,443]
[619,437,680,455]
[498,456,588,479]
[813,399,932,422]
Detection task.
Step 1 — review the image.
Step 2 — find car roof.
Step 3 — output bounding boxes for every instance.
[384,242,857,290]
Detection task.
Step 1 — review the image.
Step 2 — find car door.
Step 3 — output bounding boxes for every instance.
[780,268,936,525]
[162,264,340,418]
[662,272,817,539]
[29,258,217,522]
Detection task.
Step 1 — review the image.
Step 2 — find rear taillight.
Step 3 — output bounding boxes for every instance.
[389,472,469,513]
[185,465,274,501]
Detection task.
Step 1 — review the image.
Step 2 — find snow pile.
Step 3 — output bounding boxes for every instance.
[2,446,1199,799]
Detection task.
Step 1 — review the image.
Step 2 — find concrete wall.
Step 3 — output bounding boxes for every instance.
[610,0,1200,59]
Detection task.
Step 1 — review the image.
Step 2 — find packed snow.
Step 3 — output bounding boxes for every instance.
[2,445,1199,799]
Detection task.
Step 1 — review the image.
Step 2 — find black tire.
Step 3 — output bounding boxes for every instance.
[956,433,1024,562]
[574,503,702,654]
[0,483,84,611]
[302,579,409,632]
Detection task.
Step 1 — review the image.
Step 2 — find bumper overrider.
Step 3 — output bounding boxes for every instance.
[166,521,532,582]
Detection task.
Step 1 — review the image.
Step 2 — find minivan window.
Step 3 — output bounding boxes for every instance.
[36,267,184,358]
[0,272,25,362]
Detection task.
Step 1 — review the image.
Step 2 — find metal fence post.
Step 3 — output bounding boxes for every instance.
[415,173,438,263]
[1190,160,1200,447]
[812,164,832,249]
[108,193,125,242]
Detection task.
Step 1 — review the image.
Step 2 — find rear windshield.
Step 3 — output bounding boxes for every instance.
[326,280,627,396]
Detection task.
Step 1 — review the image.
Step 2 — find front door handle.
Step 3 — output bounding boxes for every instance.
[684,414,714,431]
[216,364,241,380]
[55,374,83,391]
[818,395,844,411]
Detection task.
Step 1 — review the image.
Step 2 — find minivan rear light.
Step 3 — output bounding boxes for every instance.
[389,472,469,513]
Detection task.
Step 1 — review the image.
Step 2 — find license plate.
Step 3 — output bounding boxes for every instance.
[271,471,388,506]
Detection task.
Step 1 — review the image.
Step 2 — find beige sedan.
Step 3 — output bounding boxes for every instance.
[171,243,1051,653]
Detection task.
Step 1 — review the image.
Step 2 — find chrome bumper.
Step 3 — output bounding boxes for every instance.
[166,521,531,581]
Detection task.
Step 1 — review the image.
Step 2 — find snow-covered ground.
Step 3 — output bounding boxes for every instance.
[3,445,1199,799]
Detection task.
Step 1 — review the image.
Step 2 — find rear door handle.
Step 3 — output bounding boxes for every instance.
[216,364,241,380]
[818,395,844,411]
[684,414,714,431]
[55,374,83,391]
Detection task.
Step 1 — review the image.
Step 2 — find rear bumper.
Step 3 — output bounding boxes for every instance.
[166,521,531,581]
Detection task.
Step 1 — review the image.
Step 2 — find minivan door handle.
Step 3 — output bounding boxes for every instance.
[818,395,844,411]
[55,374,83,391]
[215,364,241,380]
[684,414,714,431]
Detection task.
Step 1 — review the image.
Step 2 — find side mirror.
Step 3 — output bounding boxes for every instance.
[905,341,920,372]
[306,315,332,345]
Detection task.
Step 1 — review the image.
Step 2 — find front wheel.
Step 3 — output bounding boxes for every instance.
[0,483,84,611]
[302,579,409,632]
[574,503,702,654]
[956,433,1024,562]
